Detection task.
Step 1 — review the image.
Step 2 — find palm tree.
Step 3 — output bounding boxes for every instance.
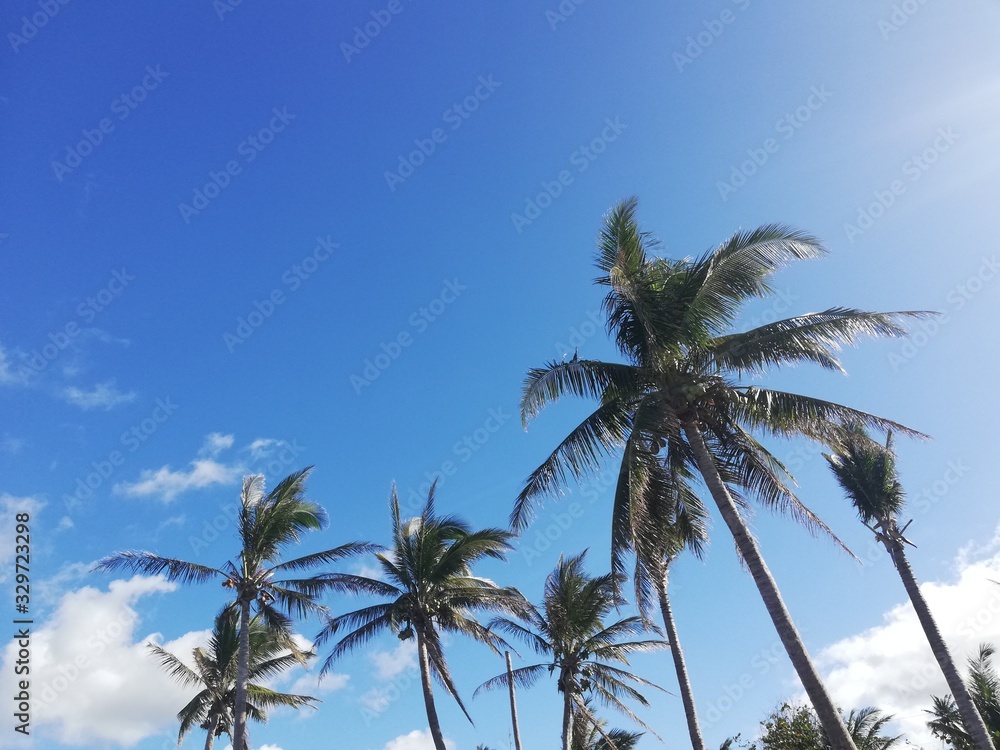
[826,428,993,750]
[756,703,903,750]
[631,469,710,750]
[477,551,666,750]
[927,644,1000,749]
[148,607,318,750]
[512,198,930,750]
[572,701,644,750]
[95,468,374,750]
[314,481,527,750]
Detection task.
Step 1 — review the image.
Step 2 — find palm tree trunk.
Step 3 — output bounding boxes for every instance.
[416,628,448,750]
[232,596,252,750]
[654,566,707,750]
[561,683,574,750]
[884,536,994,750]
[682,422,858,750]
[204,714,219,750]
[506,651,524,750]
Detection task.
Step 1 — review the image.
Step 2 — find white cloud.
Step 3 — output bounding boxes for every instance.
[818,538,1000,746]
[0,434,25,454]
[383,729,455,750]
[288,670,350,696]
[115,459,242,502]
[248,438,280,460]
[0,494,44,579]
[371,640,417,680]
[0,343,27,386]
[0,575,211,746]
[61,379,136,410]
[201,432,235,457]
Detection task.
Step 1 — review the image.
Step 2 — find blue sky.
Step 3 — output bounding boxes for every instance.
[2,1,1000,748]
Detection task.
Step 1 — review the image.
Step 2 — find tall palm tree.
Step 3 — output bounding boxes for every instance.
[315,481,527,750]
[826,428,993,750]
[512,198,930,750]
[148,607,318,750]
[927,644,1000,748]
[631,469,710,750]
[95,468,374,750]
[477,551,666,750]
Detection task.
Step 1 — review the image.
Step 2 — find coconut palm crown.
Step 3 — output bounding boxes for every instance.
[512,197,932,750]
[94,467,375,750]
[826,429,994,750]
[148,607,319,750]
[315,480,527,750]
[477,551,666,750]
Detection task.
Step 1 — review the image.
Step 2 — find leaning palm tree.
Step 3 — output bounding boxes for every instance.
[95,468,374,750]
[315,481,527,750]
[477,551,666,750]
[826,429,993,750]
[512,198,931,750]
[148,607,318,750]
[928,644,1000,750]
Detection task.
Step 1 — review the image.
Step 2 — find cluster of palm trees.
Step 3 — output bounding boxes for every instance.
[95,198,994,749]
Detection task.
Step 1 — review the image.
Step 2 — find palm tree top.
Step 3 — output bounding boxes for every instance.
[316,480,527,733]
[148,607,319,746]
[513,198,930,540]
[478,551,667,742]
[825,426,906,526]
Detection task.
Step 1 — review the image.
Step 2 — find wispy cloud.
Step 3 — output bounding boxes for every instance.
[371,640,417,680]
[114,433,304,502]
[0,434,25,454]
[201,432,235,457]
[114,459,242,502]
[61,379,136,410]
[0,344,27,386]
